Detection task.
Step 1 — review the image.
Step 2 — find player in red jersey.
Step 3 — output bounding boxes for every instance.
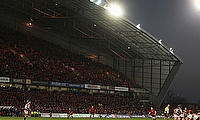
[89,106,95,119]
[149,107,156,120]
[67,108,74,119]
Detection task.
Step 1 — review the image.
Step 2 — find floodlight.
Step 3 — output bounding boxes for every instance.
[169,48,174,54]
[158,39,162,44]
[136,24,140,29]
[103,4,109,9]
[90,0,102,5]
[195,0,200,9]
[96,0,101,5]
[107,4,122,16]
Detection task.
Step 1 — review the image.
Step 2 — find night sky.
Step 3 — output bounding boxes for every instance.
[118,0,200,103]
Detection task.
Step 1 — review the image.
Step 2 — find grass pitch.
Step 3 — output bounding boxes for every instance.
[0,117,167,120]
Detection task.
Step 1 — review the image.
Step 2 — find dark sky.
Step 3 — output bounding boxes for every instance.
[119,0,200,103]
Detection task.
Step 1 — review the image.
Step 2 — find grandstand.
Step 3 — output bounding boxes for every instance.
[0,0,182,116]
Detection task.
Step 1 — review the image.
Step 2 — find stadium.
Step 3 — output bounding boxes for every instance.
[0,0,183,119]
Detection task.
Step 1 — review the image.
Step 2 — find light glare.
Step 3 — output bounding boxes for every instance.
[136,24,140,29]
[107,4,122,16]
[195,0,200,9]
[96,0,101,5]
[90,0,101,5]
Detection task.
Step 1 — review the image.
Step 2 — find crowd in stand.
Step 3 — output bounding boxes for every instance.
[0,25,141,87]
[0,25,150,116]
[0,86,149,116]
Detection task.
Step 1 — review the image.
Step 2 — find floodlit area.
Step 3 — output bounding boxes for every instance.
[90,0,101,5]
[90,0,123,16]
[107,4,122,16]
[195,0,200,9]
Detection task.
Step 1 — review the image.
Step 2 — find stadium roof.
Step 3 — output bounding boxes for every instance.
[0,0,183,63]
[0,0,184,107]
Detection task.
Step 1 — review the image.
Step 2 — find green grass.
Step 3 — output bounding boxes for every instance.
[0,117,168,120]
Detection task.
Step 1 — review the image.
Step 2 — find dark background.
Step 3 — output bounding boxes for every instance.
[119,0,200,103]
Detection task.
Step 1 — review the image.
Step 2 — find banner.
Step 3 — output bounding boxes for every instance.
[100,86,110,90]
[51,113,68,117]
[67,83,84,88]
[102,114,131,118]
[130,88,149,93]
[0,77,10,82]
[41,113,99,118]
[84,84,100,89]
[40,113,160,118]
[73,114,99,118]
[114,86,129,91]
[12,78,23,83]
[139,99,149,102]
[40,113,50,117]
[50,82,67,87]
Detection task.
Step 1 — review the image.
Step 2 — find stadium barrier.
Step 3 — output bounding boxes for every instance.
[41,113,99,118]
[40,113,164,118]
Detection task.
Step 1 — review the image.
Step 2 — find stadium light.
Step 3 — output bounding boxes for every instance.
[96,0,101,5]
[89,0,123,17]
[158,39,162,44]
[90,0,102,5]
[169,47,174,54]
[195,0,200,9]
[107,4,122,16]
[136,24,141,29]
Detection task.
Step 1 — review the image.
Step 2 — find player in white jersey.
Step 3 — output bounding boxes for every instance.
[183,107,189,120]
[24,101,31,120]
[174,105,182,120]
